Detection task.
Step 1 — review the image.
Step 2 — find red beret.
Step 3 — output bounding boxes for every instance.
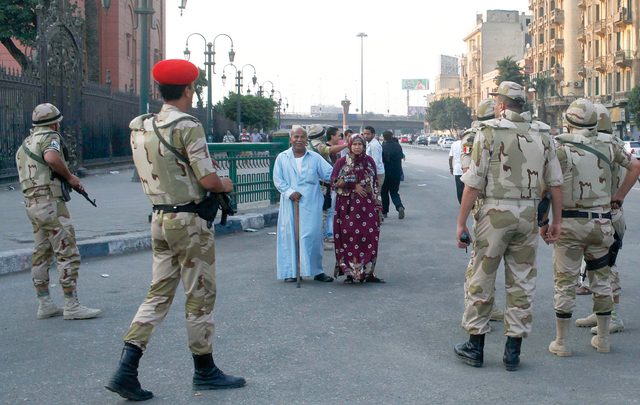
[152,59,199,85]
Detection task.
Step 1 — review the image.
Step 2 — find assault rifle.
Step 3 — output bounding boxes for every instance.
[55,173,97,207]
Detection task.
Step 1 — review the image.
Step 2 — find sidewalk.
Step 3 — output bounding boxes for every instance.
[0,166,278,276]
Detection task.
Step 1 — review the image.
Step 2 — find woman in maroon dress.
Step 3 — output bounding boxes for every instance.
[331,134,384,283]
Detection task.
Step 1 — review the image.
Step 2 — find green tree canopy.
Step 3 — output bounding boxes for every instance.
[425,97,472,135]
[0,0,38,71]
[628,86,640,128]
[215,92,278,131]
[194,68,207,108]
[495,56,525,86]
[527,76,554,123]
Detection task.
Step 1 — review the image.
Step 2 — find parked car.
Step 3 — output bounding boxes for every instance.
[428,136,439,145]
[624,141,640,160]
[399,136,411,143]
[416,136,429,145]
[441,138,455,148]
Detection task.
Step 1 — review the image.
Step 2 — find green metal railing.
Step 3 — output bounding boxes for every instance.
[208,142,288,207]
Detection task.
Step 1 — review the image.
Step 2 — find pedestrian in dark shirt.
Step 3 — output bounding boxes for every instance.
[381,131,405,219]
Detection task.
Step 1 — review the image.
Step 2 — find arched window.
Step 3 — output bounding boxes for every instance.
[550,1,556,10]
[539,6,544,17]
[551,56,556,67]
[539,60,544,72]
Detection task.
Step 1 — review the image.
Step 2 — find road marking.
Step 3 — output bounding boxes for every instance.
[437,174,449,179]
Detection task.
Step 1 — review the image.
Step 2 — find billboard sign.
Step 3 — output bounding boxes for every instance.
[408,106,427,116]
[401,79,429,90]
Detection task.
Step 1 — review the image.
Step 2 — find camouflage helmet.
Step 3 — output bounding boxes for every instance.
[593,103,613,134]
[476,98,496,121]
[489,81,526,103]
[564,98,597,130]
[32,103,63,127]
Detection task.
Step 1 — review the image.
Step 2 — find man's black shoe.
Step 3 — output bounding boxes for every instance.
[454,334,484,367]
[503,337,522,371]
[193,353,246,390]
[313,273,334,282]
[105,343,154,401]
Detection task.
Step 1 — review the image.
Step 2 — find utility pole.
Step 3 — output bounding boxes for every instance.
[357,33,367,114]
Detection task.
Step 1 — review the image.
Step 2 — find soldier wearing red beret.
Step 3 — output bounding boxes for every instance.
[106,59,244,401]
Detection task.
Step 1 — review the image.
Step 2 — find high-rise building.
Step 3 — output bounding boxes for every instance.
[434,55,461,100]
[527,0,639,134]
[460,10,533,114]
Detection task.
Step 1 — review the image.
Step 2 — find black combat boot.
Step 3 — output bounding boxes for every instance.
[503,337,523,371]
[105,343,154,401]
[192,353,246,390]
[454,334,485,367]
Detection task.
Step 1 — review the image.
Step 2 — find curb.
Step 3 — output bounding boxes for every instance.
[0,209,279,276]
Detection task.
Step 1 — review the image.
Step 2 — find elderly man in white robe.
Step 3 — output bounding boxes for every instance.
[274,128,334,283]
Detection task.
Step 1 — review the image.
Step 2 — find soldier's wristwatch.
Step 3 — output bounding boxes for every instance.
[538,218,549,227]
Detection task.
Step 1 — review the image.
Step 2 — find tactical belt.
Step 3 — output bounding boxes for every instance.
[561,210,611,220]
[153,202,198,213]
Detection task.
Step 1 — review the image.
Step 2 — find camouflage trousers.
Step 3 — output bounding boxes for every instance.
[26,197,80,298]
[124,211,217,356]
[462,200,539,338]
[553,214,614,316]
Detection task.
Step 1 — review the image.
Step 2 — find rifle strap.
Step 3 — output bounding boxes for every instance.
[556,139,614,171]
[21,142,47,165]
[151,117,191,166]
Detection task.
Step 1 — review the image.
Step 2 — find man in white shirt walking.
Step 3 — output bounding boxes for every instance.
[449,133,464,204]
[364,126,385,186]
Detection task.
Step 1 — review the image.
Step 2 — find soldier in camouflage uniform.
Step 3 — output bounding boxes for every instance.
[575,103,626,334]
[15,103,102,321]
[106,59,245,402]
[454,82,564,371]
[460,98,504,327]
[546,99,640,357]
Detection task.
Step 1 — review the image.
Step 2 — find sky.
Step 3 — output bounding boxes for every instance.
[166,0,529,116]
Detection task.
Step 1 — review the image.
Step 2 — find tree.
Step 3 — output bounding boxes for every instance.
[425,97,472,135]
[495,56,525,86]
[0,0,81,73]
[215,92,278,130]
[527,76,554,124]
[193,68,207,109]
[628,86,640,128]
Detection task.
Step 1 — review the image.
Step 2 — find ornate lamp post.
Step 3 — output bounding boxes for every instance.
[222,64,257,134]
[184,33,234,139]
[258,80,275,98]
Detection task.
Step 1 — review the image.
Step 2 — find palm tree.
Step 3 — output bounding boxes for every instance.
[527,76,554,124]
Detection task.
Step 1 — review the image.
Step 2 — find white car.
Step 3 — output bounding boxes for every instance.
[441,138,455,148]
[623,141,640,160]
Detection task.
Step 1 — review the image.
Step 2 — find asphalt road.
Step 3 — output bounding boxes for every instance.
[1,147,640,404]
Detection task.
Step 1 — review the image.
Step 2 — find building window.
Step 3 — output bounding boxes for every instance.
[539,33,544,45]
[607,73,612,94]
[539,6,544,17]
[595,76,600,95]
[551,56,556,67]
[551,28,556,40]
[627,70,631,91]
[539,60,544,72]
[595,40,600,57]
[617,32,621,51]
[126,34,131,59]
[551,0,556,9]
[616,72,621,92]
[596,4,600,20]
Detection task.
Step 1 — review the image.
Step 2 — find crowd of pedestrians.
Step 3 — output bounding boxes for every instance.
[222,128,274,143]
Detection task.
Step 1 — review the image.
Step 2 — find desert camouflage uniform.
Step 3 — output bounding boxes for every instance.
[15,117,80,300]
[125,104,218,356]
[553,125,633,316]
[460,107,563,338]
[307,130,333,233]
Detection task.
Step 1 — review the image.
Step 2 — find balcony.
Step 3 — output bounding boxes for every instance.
[615,50,633,68]
[547,96,569,107]
[615,8,632,28]
[594,56,608,73]
[550,9,565,25]
[578,0,587,9]
[550,38,565,53]
[529,19,537,32]
[594,19,607,36]
[577,27,586,43]
[614,91,630,103]
[578,63,587,77]
[552,67,564,80]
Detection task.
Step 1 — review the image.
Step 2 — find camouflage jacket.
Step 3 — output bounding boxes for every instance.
[15,126,65,198]
[461,110,563,200]
[129,104,217,206]
[555,129,633,209]
[307,138,331,163]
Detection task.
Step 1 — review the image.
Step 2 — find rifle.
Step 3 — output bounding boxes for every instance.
[56,174,97,207]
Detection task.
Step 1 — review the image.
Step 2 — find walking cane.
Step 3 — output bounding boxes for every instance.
[294,200,301,288]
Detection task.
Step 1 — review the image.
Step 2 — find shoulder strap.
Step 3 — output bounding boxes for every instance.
[556,139,613,171]
[151,117,191,166]
[21,141,47,165]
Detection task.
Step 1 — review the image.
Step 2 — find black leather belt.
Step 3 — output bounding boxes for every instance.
[562,210,611,220]
[153,202,198,213]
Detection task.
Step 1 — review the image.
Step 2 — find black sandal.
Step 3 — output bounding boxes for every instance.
[313,273,334,282]
[344,276,354,284]
[364,276,386,283]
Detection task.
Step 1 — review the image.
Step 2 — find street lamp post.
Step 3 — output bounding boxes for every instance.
[184,33,235,140]
[258,80,274,98]
[356,32,367,114]
[222,63,257,134]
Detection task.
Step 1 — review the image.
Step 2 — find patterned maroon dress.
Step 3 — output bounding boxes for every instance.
[331,145,382,282]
